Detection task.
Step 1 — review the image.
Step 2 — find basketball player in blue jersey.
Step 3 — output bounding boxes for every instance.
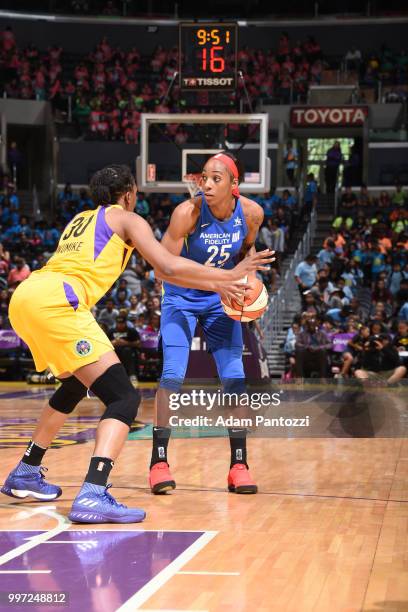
[149,152,267,495]
[1,165,273,523]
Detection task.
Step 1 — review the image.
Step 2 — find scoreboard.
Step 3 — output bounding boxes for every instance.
[179,23,238,91]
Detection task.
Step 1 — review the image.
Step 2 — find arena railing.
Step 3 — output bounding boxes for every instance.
[261,208,317,353]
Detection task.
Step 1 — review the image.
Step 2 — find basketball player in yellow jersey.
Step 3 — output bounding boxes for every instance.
[1,165,273,524]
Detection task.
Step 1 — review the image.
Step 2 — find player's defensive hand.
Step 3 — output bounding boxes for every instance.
[232,249,275,279]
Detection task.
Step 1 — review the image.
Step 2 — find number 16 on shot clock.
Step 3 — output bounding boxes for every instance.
[179,22,238,91]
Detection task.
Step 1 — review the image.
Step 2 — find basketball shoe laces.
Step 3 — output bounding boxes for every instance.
[101,484,126,508]
[21,466,52,487]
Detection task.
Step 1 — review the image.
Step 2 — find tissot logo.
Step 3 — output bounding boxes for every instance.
[183,77,234,87]
[291,106,369,127]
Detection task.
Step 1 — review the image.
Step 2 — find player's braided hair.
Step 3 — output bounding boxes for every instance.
[89,164,135,207]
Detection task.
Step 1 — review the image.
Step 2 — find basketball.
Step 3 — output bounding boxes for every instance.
[221,277,269,322]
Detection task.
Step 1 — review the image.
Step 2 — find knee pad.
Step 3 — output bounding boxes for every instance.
[49,375,88,414]
[90,363,141,428]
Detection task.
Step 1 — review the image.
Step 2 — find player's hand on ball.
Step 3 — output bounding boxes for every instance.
[232,249,275,279]
[217,279,250,307]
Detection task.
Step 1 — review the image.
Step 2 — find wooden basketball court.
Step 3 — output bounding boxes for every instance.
[0,382,407,611]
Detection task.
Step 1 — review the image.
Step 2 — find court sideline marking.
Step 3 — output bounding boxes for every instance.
[0,504,69,566]
[117,530,218,611]
[0,510,219,610]
[178,570,240,576]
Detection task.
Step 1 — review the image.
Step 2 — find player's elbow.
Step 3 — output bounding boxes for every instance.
[153,267,164,280]
[154,261,175,279]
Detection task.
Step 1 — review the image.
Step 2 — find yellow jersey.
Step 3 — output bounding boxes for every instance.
[34,204,133,308]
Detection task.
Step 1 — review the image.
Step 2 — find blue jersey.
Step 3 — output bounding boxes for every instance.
[163,195,248,301]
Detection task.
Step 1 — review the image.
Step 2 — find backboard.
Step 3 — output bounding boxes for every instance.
[136,113,271,194]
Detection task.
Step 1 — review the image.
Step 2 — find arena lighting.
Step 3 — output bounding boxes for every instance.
[147,25,158,33]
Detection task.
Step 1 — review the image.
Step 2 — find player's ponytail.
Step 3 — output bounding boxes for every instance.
[89,164,135,207]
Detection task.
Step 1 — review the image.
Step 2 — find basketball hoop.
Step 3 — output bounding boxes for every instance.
[183,173,203,198]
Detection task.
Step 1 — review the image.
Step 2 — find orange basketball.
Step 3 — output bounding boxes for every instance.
[221,277,269,322]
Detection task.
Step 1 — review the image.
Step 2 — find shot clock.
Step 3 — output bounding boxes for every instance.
[179,23,238,91]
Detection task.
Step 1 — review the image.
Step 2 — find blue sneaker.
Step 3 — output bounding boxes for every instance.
[68,483,146,524]
[1,464,62,501]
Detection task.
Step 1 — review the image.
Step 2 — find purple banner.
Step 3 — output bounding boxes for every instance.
[0,329,21,350]
[136,328,159,349]
[331,333,355,353]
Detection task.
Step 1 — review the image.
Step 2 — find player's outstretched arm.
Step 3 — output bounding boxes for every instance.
[122,211,274,295]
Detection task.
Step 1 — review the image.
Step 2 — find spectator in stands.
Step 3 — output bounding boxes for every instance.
[77,188,94,211]
[136,192,149,217]
[354,333,407,385]
[393,319,408,368]
[399,301,408,321]
[295,253,318,304]
[344,46,362,72]
[357,184,372,209]
[281,189,297,210]
[372,279,393,306]
[377,190,391,210]
[339,324,370,378]
[112,278,131,303]
[115,288,131,310]
[120,259,142,296]
[97,297,119,329]
[388,261,408,296]
[283,141,298,186]
[0,243,10,278]
[7,256,30,288]
[303,172,318,219]
[265,218,285,266]
[325,142,343,194]
[394,278,408,312]
[340,186,358,213]
[326,302,352,327]
[108,315,140,382]
[127,294,146,322]
[295,315,331,379]
[283,315,301,379]
[317,239,336,268]
[57,183,78,207]
[7,142,23,183]
[392,184,407,208]
[0,289,10,320]
[348,297,365,321]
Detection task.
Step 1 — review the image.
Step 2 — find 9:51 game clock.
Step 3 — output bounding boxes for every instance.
[179,23,238,91]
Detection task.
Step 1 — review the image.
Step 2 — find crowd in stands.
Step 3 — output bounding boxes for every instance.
[2,23,404,142]
[0,166,305,377]
[0,178,182,379]
[284,184,408,383]
[1,161,407,383]
[0,26,328,141]
[2,22,406,138]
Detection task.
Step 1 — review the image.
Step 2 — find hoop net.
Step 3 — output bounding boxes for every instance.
[183,173,203,198]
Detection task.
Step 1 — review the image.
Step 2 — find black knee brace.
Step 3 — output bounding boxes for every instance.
[90,363,141,428]
[49,376,88,414]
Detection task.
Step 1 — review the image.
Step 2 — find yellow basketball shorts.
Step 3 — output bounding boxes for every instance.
[9,272,113,377]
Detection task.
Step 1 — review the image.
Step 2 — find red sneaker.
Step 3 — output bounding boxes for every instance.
[227,464,258,494]
[149,462,176,495]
